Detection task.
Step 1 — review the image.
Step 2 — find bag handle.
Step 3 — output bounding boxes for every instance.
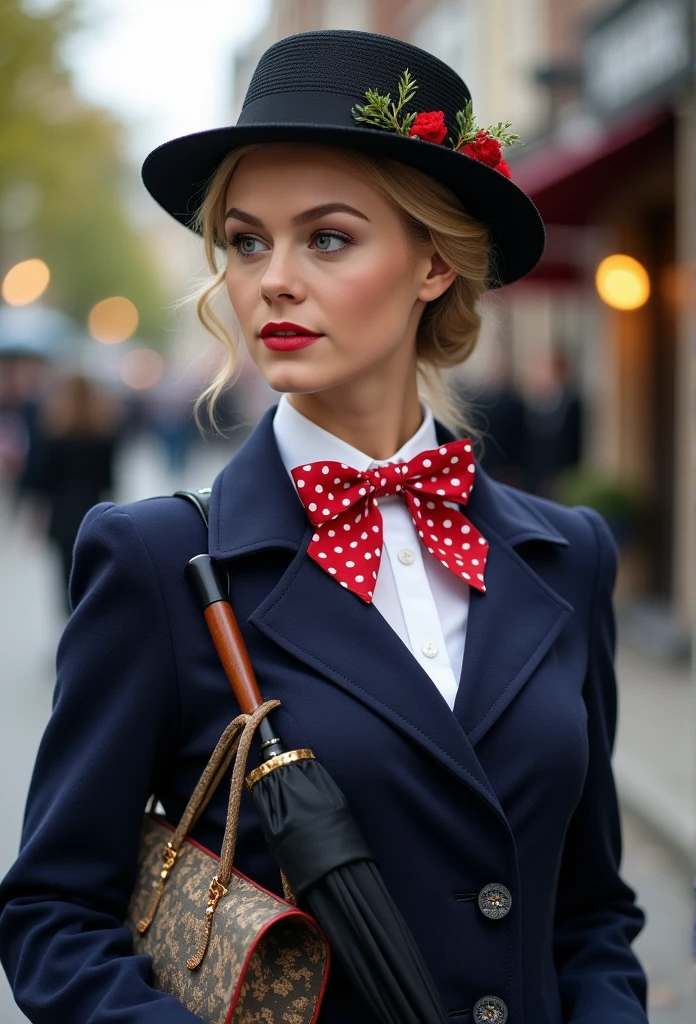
[184,700,283,970]
[136,698,280,938]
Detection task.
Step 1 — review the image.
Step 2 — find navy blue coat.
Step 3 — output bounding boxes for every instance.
[0,407,648,1023]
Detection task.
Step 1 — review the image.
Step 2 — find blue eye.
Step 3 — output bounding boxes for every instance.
[313,232,348,252]
[227,233,267,258]
[226,229,352,258]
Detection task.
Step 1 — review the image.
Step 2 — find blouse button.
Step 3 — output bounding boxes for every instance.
[420,641,438,658]
[473,995,508,1022]
[398,548,415,565]
[478,882,512,920]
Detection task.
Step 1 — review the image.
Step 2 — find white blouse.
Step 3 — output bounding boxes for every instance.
[273,394,469,710]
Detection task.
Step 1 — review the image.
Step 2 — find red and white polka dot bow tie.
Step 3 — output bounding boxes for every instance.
[291,439,489,603]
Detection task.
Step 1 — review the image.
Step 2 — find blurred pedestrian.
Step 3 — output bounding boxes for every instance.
[144,369,197,481]
[520,349,582,496]
[22,373,122,612]
[475,350,526,489]
[0,355,52,495]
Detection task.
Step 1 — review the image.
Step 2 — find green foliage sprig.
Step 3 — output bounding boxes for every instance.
[351,70,418,137]
[352,72,522,154]
[451,101,521,151]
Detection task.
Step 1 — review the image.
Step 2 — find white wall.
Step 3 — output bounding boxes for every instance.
[408,0,549,140]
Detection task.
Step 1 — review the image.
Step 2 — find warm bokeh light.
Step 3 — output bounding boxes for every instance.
[1,259,51,306]
[88,296,139,343]
[120,347,164,389]
[595,254,650,311]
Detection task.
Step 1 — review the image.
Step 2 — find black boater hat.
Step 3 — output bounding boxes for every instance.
[141,30,545,287]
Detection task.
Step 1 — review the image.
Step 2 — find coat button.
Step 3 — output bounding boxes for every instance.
[478,882,512,920]
[473,995,508,1022]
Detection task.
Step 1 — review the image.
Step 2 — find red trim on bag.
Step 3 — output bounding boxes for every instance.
[310,946,331,1024]
[156,817,331,1021]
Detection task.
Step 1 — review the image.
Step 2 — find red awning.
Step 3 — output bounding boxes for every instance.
[507,106,673,286]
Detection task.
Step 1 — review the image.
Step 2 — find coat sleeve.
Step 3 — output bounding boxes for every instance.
[552,506,648,1023]
[0,502,204,1023]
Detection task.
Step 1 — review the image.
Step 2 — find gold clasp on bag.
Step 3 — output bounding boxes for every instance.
[160,842,178,879]
[136,842,178,934]
[186,874,229,970]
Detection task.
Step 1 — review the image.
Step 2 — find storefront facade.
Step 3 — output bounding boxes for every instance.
[510,0,694,648]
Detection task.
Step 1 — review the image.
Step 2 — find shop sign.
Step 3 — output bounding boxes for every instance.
[583,0,692,118]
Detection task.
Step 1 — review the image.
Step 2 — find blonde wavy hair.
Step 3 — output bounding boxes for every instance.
[185,143,493,434]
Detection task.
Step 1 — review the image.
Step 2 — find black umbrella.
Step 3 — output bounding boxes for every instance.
[187,553,450,1024]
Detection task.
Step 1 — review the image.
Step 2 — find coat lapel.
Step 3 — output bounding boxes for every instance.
[251,546,506,816]
[450,465,574,746]
[209,407,573,822]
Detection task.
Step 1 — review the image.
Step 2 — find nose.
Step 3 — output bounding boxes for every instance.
[259,243,306,306]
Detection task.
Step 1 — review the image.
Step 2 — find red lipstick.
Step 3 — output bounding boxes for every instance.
[260,321,323,351]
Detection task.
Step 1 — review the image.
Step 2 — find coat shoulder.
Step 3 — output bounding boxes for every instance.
[75,493,210,575]
[486,474,618,570]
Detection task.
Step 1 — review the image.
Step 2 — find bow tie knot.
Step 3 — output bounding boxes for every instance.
[366,462,409,498]
[291,439,489,603]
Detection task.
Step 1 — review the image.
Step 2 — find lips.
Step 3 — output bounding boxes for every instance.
[260,321,323,352]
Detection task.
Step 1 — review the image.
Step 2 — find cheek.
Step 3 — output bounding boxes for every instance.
[322,249,415,331]
[225,264,252,316]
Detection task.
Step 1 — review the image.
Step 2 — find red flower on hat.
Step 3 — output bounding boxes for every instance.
[461,130,502,167]
[409,110,447,145]
[461,130,514,178]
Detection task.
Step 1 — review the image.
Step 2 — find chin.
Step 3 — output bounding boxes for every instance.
[260,364,346,396]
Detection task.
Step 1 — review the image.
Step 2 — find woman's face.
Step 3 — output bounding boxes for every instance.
[223,144,454,398]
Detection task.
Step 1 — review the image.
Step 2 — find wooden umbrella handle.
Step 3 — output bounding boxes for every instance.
[187,554,263,714]
[203,602,264,715]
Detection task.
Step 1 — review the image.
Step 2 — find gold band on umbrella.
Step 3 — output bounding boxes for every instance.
[246,749,316,790]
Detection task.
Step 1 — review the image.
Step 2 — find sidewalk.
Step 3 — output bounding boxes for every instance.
[614,640,694,864]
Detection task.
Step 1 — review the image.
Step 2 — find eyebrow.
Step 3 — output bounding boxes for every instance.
[224,202,370,227]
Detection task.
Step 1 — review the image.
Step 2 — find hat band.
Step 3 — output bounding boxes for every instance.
[237,91,359,129]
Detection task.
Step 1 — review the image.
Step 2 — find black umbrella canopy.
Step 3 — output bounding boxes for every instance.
[186,549,451,1024]
[247,755,451,1024]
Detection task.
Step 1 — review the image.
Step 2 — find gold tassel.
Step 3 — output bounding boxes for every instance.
[136,842,178,934]
[186,875,228,970]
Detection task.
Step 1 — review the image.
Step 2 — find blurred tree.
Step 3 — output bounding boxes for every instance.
[0,0,168,340]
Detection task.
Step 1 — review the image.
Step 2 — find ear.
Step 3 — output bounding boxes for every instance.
[417,251,458,303]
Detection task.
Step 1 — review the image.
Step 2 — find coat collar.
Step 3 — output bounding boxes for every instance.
[209,405,573,826]
[209,405,569,561]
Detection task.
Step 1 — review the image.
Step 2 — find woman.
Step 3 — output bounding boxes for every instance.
[21,373,121,613]
[0,30,648,1024]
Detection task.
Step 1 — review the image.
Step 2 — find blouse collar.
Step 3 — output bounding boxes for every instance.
[272,392,439,479]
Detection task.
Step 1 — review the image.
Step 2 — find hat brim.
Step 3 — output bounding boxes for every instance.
[141,122,545,288]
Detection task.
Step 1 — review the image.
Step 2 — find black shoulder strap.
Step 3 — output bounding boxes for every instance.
[173,487,212,529]
[174,487,230,595]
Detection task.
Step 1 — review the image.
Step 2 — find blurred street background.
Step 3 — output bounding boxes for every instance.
[0,0,694,1021]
